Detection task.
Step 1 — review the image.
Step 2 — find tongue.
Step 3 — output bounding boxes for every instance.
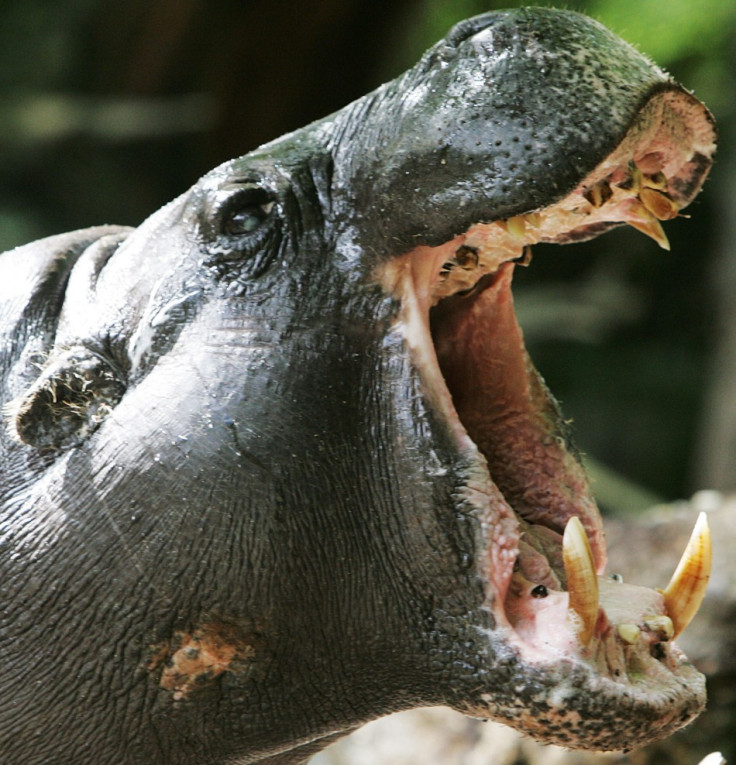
[430,262,606,571]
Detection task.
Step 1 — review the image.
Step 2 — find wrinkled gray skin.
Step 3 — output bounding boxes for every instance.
[0,9,715,765]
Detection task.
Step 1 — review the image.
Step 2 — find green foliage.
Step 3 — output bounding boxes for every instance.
[586,0,735,63]
[585,0,736,112]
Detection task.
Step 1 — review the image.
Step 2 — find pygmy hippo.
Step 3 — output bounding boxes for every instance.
[0,8,715,764]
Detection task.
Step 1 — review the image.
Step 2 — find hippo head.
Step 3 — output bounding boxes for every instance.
[0,8,715,763]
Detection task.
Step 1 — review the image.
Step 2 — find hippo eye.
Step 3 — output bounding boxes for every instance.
[220,187,277,238]
[224,200,275,236]
[201,182,283,275]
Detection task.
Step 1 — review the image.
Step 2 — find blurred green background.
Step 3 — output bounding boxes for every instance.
[2,0,734,513]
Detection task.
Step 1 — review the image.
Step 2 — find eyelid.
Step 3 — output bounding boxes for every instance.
[213,185,276,236]
[221,186,275,217]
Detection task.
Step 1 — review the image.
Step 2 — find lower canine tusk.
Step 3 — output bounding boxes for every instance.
[563,516,600,645]
[662,512,712,638]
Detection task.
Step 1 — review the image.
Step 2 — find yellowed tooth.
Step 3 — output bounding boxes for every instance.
[563,516,599,645]
[643,615,675,642]
[642,170,668,191]
[627,200,671,251]
[513,246,533,267]
[617,623,641,645]
[583,179,613,208]
[630,163,644,192]
[618,163,644,193]
[506,215,527,240]
[454,244,479,270]
[662,511,712,638]
[640,187,679,221]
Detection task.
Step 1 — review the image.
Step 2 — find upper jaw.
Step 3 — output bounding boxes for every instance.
[330,8,714,258]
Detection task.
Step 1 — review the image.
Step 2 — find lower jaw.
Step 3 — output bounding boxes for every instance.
[456,647,706,753]
[382,244,711,752]
[438,369,710,751]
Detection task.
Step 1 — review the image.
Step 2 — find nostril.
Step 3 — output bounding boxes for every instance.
[442,12,502,49]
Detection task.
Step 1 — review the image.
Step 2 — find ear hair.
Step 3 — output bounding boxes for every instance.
[5,346,125,451]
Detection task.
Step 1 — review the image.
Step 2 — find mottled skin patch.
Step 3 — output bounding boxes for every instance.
[150,622,256,700]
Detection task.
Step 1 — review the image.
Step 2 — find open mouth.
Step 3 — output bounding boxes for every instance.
[379,89,714,700]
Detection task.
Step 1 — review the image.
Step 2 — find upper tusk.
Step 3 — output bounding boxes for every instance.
[626,200,671,250]
[662,511,712,639]
[563,516,599,645]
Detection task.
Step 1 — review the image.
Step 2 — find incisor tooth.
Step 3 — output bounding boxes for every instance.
[583,179,613,208]
[454,244,479,270]
[662,511,712,638]
[642,170,668,191]
[617,623,641,645]
[618,163,644,193]
[506,216,527,240]
[563,516,599,645]
[643,615,675,642]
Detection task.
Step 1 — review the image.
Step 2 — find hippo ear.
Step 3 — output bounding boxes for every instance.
[0,225,132,451]
[8,346,127,451]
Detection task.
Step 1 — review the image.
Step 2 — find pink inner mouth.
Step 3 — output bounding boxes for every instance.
[430,262,605,569]
[429,257,608,653]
